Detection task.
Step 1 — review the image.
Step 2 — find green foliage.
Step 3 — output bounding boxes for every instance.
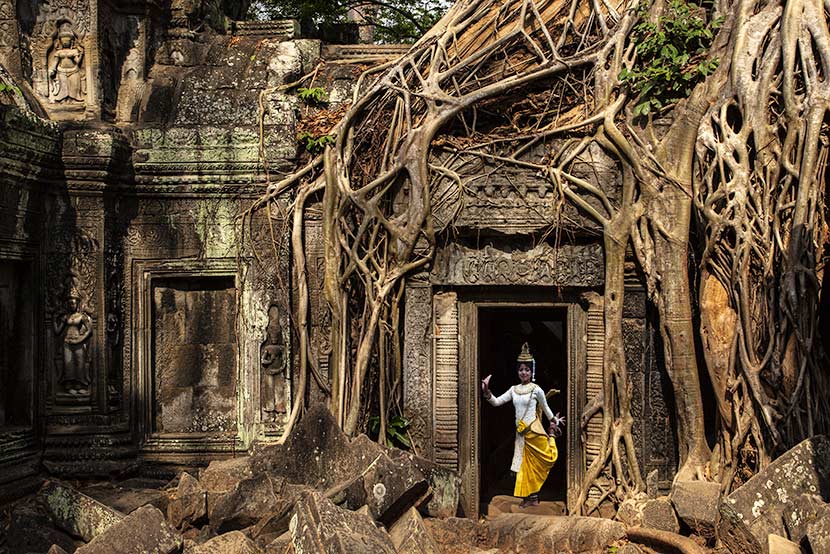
[0,83,20,95]
[619,0,722,117]
[247,0,450,43]
[369,414,412,449]
[298,131,335,153]
[297,86,328,105]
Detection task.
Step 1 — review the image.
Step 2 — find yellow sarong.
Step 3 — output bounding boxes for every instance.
[514,428,557,497]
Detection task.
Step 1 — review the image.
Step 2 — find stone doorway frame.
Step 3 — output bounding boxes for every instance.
[455,291,586,517]
[132,257,245,461]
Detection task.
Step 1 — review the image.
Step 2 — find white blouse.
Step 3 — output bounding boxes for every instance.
[486,383,555,425]
[485,383,555,472]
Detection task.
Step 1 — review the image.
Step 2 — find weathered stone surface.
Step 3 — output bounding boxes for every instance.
[190,531,263,554]
[209,472,289,532]
[782,493,830,544]
[423,517,494,553]
[75,505,182,554]
[288,491,396,553]
[387,445,461,518]
[388,507,440,554]
[671,480,720,537]
[488,514,627,553]
[718,436,830,554]
[618,544,644,554]
[167,472,206,528]
[253,403,356,488]
[83,479,170,515]
[200,457,254,495]
[355,451,429,525]
[767,534,801,554]
[46,546,72,554]
[40,481,125,542]
[486,495,565,517]
[640,498,680,533]
[6,502,77,554]
[807,515,830,554]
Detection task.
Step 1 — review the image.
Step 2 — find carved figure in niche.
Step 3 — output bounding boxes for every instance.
[261,305,286,419]
[47,19,85,103]
[53,284,93,395]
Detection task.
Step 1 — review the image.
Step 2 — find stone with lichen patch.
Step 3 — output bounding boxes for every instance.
[39,480,125,542]
[717,436,830,554]
[75,505,181,554]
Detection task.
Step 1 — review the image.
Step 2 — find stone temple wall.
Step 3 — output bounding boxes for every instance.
[0,0,678,508]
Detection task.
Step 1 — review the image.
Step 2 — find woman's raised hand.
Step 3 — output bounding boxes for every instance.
[481,374,492,396]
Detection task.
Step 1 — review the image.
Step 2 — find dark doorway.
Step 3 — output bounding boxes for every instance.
[479,306,568,504]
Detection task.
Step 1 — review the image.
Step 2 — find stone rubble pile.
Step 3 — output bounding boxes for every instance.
[3,410,829,554]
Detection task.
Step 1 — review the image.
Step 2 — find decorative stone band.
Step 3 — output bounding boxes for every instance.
[232,19,299,38]
[322,44,411,61]
[431,243,604,287]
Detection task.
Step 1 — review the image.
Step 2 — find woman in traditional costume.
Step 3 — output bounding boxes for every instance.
[481,343,565,507]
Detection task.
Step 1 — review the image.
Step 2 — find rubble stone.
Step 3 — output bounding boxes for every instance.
[383,440,461,518]
[81,479,170,515]
[200,457,254,495]
[40,480,125,542]
[388,507,441,554]
[806,516,830,554]
[167,472,207,529]
[190,531,263,553]
[288,490,397,553]
[767,534,801,554]
[75,505,182,554]
[6,502,77,554]
[718,436,830,554]
[209,472,289,532]
[424,517,494,553]
[618,497,679,533]
[671,480,720,537]
[782,493,830,544]
[354,451,429,525]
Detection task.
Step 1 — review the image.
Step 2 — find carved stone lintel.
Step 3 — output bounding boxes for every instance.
[432,243,603,287]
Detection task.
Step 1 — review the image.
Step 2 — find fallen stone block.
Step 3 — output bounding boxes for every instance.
[6,501,77,554]
[82,479,169,515]
[75,505,182,554]
[782,493,830,544]
[671,480,720,538]
[39,480,125,542]
[383,440,461,519]
[190,531,263,553]
[807,516,830,554]
[252,403,355,489]
[263,532,292,554]
[200,457,254,495]
[208,472,291,532]
[352,451,429,526]
[423,517,494,553]
[767,534,801,554]
[388,507,440,554]
[640,498,680,534]
[718,435,830,554]
[488,514,626,553]
[289,490,397,553]
[167,472,207,529]
[486,494,565,517]
[47,546,71,554]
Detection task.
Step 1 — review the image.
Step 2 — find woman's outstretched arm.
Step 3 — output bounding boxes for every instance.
[481,374,512,406]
